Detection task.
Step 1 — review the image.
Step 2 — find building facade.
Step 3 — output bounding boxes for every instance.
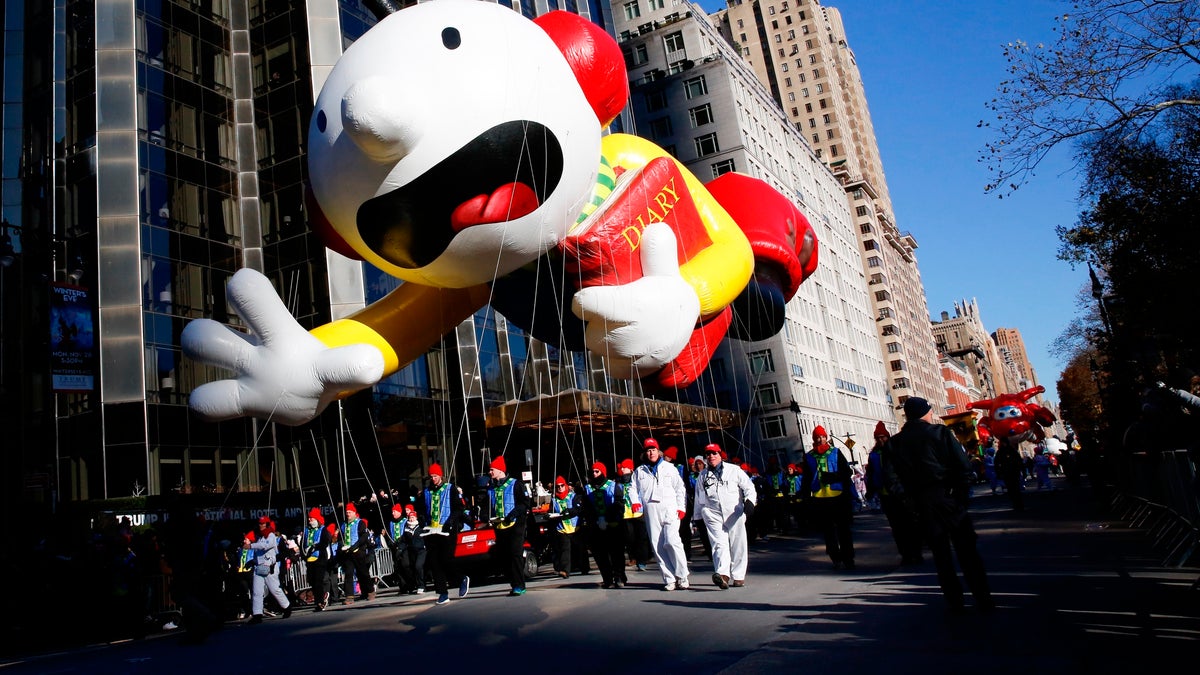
[930,299,1009,403]
[614,1,892,468]
[993,326,1040,393]
[707,0,945,425]
[940,355,978,416]
[1,0,695,520]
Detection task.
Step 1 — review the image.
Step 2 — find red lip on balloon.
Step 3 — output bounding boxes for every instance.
[450,182,540,232]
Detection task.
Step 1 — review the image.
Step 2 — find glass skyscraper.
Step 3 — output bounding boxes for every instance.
[1,0,733,521]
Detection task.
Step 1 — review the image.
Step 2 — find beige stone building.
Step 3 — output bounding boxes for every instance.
[709,0,945,423]
[931,299,1008,401]
[993,327,1040,392]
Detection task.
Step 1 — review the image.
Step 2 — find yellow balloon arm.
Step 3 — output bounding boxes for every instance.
[600,134,753,316]
[310,282,490,377]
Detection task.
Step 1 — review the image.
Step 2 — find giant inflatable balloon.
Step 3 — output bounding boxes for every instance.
[969,386,1057,444]
[181,0,818,426]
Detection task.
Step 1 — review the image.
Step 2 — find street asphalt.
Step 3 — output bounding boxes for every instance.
[2,476,1196,674]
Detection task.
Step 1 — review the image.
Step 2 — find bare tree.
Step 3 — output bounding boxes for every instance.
[981,0,1200,194]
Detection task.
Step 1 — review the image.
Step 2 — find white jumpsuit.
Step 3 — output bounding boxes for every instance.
[633,460,690,586]
[249,532,291,616]
[693,461,757,582]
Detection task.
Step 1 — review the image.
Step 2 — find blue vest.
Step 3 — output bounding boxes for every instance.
[425,484,453,527]
[807,449,845,497]
[489,478,518,528]
[552,492,579,534]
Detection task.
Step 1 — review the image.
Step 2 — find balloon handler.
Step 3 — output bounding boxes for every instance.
[182,1,818,426]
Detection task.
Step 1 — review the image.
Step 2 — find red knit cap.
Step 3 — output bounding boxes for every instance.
[391,503,404,515]
[813,425,828,439]
[307,507,324,525]
[592,461,607,477]
[490,456,507,473]
[429,462,443,477]
[345,502,358,516]
[244,531,256,542]
[554,476,569,496]
[664,446,679,461]
[874,421,889,438]
[618,458,635,473]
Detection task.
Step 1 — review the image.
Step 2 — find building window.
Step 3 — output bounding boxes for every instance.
[664,31,685,53]
[782,63,789,72]
[760,415,787,440]
[809,54,817,63]
[812,68,820,78]
[768,5,776,14]
[772,20,779,29]
[864,239,878,250]
[798,72,806,82]
[879,307,894,319]
[816,83,824,93]
[861,223,876,235]
[631,44,648,65]
[855,205,869,217]
[882,325,899,337]
[694,132,720,157]
[649,117,672,140]
[774,34,782,43]
[624,1,640,20]
[887,342,902,353]
[875,290,891,302]
[689,103,714,127]
[867,256,882,268]
[711,158,736,178]
[787,29,795,39]
[869,272,886,284]
[791,364,804,378]
[648,0,664,8]
[823,113,831,124]
[811,133,819,143]
[787,92,795,101]
[791,106,799,116]
[684,75,708,99]
[819,98,827,109]
[830,145,838,157]
[802,24,810,34]
[801,87,809,97]
[754,383,781,407]
[748,349,775,374]
[890,360,907,372]
[741,32,748,42]
[644,89,667,111]
[785,77,792,86]
[737,18,744,28]
[805,39,813,49]
[852,188,864,199]
[827,129,835,139]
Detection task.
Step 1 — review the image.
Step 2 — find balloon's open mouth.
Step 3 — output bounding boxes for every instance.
[357,120,563,269]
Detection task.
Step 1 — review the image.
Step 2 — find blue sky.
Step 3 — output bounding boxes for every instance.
[696,0,1088,402]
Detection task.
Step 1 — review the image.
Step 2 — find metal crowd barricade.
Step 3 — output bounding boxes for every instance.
[287,547,393,598]
[372,546,395,589]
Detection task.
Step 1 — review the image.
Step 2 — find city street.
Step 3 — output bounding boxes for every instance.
[3,479,1196,674]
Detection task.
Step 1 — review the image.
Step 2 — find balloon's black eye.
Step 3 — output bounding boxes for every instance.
[442,27,460,50]
[316,110,327,133]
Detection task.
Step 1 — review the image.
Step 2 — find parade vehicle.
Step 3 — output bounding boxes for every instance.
[450,516,540,581]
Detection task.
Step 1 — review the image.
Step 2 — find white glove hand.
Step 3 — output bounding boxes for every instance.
[182,268,384,426]
[571,222,700,379]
